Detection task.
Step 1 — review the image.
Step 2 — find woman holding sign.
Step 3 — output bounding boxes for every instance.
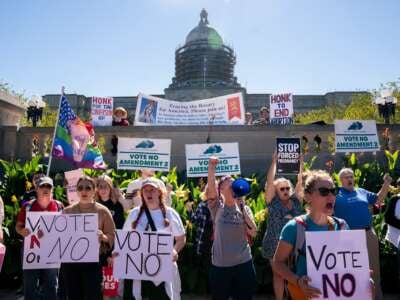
[123,177,186,300]
[272,170,349,300]
[261,152,304,300]
[206,156,257,300]
[62,175,116,300]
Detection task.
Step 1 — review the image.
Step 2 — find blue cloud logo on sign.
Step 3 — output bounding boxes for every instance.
[136,140,155,149]
[347,122,363,130]
[203,145,223,154]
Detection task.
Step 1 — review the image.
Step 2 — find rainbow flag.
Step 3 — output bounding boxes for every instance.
[52,95,106,169]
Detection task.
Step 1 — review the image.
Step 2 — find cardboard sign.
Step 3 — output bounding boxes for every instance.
[23,212,61,269]
[40,213,99,263]
[117,137,171,171]
[185,143,241,177]
[0,243,5,272]
[64,169,83,204]
[134,93,245,126]
[335,120,380,153]
[113,230,174,282]
[91,96,113,126]
[306,230,371,300]
[103,266,120,297]
[276,138,300,175]
[269,93,294,125]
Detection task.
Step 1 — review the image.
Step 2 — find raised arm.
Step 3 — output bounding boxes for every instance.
[265,152,277,204]
[294,155,304,202]
[206,156,219,204]
[376,174,392,206]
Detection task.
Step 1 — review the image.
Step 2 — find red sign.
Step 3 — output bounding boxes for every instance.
[102,265,119,297]
[227,96,241,120]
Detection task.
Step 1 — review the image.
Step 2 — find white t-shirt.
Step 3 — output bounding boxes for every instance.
[124,206,185,237]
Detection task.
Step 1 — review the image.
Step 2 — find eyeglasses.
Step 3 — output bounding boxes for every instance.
[77,185,93,191]
[39,184,52,189]
[316,187,337,196]
[279,187,290,192]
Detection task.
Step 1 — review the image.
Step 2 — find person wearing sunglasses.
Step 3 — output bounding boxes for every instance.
[272,170,349,300]
[334,168,392,300]
[261,152,304,300]
[122,177,186,300]
[62,175,116,300]
[15,176,63,300]
[206,156,257,300]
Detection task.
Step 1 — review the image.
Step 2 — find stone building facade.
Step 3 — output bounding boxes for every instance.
[43,9,366,119]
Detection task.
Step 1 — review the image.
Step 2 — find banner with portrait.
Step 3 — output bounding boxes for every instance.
[134,93,245,126]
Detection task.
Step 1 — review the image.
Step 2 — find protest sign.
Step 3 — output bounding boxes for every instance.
[117,137,171,172]
[306,230,371,300]
[113,230,174,282]
[269,93,294,125]
[64,168,83,204]
[91,96,113,126]
[41,213,99,263]
[335,120,380,152]
[103,266,119,297]
[185,143,241,177]
[0,243,5,272]
[23,212,61,269]
[276,138,300,175]
[134,93,245,126]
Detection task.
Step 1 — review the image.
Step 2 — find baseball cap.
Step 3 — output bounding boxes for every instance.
[141,178,160,189]
[37,176,54,187]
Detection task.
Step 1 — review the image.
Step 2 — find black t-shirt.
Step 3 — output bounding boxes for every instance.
[98,199,125,229]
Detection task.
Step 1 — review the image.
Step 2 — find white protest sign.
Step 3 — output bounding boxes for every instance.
[117,137,171,172]
[113,230,174,282]
[134,93,245,126]
[306,230,371,300]
[269,93,294,125]
[64,168,83,204]
[23,212,61,269]
[335,120,380,152]
[41,213,99,263]
[185,143,241,177]
[91,96,113,126]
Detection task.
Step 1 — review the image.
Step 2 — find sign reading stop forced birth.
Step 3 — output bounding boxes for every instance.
[185,143,241,177]
[276,138,300,175]
[335,120,380,153]
[117,137,171,171]
[306,230,371,300]
[113,230,174,282]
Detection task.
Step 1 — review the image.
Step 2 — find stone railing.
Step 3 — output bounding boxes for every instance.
[1,124,398,175]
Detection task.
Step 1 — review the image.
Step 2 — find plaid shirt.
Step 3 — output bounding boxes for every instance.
[190,200,213,255]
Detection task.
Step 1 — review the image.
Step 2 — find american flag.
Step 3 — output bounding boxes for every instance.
[58,95,77,127]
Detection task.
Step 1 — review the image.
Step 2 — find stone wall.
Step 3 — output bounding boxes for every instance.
[1,124,398,176]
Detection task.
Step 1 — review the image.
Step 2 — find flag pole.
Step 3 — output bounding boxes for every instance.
[46,86,65,177]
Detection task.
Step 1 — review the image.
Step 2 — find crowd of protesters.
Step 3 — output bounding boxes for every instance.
[2,151,400,299]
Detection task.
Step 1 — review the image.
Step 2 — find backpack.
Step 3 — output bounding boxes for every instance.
[291,214,346,269]
[25,199,64,212]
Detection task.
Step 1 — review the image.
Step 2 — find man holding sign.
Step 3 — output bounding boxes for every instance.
[15,177,63,300]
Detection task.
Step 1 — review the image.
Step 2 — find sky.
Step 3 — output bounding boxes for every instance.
[0,0,399,98]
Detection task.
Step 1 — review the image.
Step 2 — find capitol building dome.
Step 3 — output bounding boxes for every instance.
[168,9,240,90]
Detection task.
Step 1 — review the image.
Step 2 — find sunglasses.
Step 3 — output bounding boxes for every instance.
[316,187,337,196]
[77,185,93,191]
[39,184,52,189]
[279,187,290,192]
